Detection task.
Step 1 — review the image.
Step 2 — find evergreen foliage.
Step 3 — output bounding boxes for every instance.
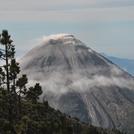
[0,30,124,134]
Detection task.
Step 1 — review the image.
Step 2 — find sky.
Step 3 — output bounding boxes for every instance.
[0,0,134,59]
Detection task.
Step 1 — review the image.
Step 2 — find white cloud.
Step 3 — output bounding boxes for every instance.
[24,69,134,96]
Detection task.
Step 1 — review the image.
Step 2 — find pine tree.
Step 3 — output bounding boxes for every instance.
[0,30,14,92]
[0,30,43,132]
[26,83,42,103]
[0,30,15,126]
[16,74,28,117]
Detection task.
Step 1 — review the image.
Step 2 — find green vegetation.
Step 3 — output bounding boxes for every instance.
[0,30,123,134]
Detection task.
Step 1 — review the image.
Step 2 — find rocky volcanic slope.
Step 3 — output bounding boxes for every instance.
[20,34,134,134]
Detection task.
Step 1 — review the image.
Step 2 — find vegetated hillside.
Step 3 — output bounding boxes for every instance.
[20,34,134,134]
[0,97,123,134]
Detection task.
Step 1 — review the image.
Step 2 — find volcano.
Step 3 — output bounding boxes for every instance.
[20,34,134,134]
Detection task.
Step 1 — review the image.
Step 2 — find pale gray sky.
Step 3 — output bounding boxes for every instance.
[0,0,134,21]
[0,0,134,59]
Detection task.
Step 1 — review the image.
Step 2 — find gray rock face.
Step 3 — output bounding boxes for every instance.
[20,34,134,134]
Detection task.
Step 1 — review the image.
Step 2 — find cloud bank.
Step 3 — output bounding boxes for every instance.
[23,66,134,97]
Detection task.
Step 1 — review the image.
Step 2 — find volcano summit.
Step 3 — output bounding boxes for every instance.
[20,34,134,134]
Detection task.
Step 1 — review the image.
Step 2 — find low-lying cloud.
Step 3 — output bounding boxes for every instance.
[24,67,134,97]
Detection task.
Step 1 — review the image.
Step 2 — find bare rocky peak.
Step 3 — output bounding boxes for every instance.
[20,34,134,134]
